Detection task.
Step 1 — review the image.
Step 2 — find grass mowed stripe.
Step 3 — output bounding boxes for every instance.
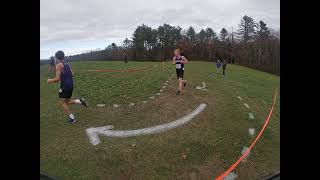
[40,61,279,179]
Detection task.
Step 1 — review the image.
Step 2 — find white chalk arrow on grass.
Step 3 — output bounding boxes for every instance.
[86,103,207,145]
[196,82,208,91]
[243,103,250,109]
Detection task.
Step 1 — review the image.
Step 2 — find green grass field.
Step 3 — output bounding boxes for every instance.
[40,61,280,180]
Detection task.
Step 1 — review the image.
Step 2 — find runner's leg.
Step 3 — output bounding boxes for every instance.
[60,99,72,115]
[179,78,183,92]
[66,98,87,107]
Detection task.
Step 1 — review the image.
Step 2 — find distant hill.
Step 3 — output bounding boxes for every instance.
[40,59,48,65]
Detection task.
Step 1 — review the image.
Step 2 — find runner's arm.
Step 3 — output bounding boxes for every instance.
[182,56,188,64]
[47,64,62,83]
[172,57,175,64]
[69,65,74,76]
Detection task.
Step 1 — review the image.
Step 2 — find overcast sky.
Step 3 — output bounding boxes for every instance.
[40,0,280,59]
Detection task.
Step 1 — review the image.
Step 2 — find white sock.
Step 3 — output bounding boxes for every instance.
[74,99,81,104]
[69,114,75,119]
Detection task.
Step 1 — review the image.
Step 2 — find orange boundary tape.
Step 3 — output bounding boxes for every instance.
[215,88,278,180]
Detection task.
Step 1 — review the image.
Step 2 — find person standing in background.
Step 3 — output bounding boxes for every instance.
[48,56,55,72]
[222,59,227,77]
[123,53,128,64]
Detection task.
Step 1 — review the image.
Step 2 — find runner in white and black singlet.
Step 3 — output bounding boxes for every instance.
[172,49,188,95]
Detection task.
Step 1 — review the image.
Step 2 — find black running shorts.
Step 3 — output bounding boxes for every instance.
[176,69,184,79]
[58,88,73,99]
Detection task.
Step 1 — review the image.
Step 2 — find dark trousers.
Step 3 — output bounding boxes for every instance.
[222,64,226,75]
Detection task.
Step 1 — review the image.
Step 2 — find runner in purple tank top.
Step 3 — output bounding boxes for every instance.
[47,51,87,123]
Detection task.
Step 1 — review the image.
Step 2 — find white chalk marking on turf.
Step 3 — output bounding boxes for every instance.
[129,103,135,107]
[200,88,208,91]
[237,96,242,100]
[96,104,105,107]
[196,82,206,90]
[224,172,238,180]
[243,103,250,109]
[156,93,161,96]
[149,96,155,99]
[162,86,166,89]
[160,89,164,92]
[142,101,147,104]
[241,146,250,162]
[113,104,119,108]
[249,128,255,136]
[164,83,168,85]
[166,81,169,83]
[86,103,207,145]
[248,113,254,119]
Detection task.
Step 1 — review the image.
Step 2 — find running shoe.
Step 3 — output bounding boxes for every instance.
[79,98,87,108]
[67,117,77,123]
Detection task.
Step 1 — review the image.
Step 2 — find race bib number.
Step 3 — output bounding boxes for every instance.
[176,64,181,69]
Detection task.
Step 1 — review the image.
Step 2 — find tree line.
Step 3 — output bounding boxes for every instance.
[68,15,280,75]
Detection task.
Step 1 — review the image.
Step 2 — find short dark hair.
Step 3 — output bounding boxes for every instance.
[55,51,65,60]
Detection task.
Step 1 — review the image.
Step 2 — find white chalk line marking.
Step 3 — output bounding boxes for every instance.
[241,146,250,162]
[248,113,254,119]
[237,96,242,100]
[224,172,238,180]
[86,103,207,145]
[249,128,255,136]
[195,82,208,91]
[243,103,250,109]
[164,83,168,85]
[196,82,207,89]
[97,76,172,108]
[202,82,206,88]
